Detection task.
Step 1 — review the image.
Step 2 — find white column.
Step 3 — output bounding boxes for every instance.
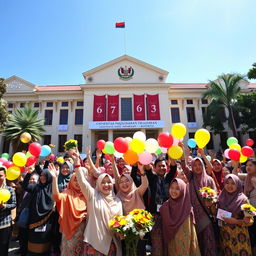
[108,129,113,142]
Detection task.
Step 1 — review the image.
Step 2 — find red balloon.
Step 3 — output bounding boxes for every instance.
[20,167,26,173]
[228,149,241,161]
[246,139,254,147]
[97,140,106,150]
[105,154,111,161]
[114,137,129,153]
[26,156,37,166]
[49,154,55,161]
[0,158,8,164]
[158,133,173,148]
[241,146,254,157]
[28,142,42,157]
[3,161,13,169]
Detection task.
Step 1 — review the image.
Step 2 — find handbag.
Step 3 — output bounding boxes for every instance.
[16,207,30,228]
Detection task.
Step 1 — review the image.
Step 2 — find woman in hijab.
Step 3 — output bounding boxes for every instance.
[73,151,123,256]
[22,168,54,256]
[211,159,225,190]
[58,161,74,192]
[181,154,217,256]
[218,174,253,255]
[160,178,200,256]
[48,163,87,256]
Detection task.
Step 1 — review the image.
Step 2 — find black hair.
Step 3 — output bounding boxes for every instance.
[64,153,71,159]
[154,158,167,167]
[0,167,6,174]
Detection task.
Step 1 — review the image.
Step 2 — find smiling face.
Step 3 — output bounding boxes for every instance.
[212,161,222,172]
[225,177,237,193]
[246,160,256,175]
[99,176,113,195]
[61,163,70,176]
[40,173,47,184]
[169,181,181,199]
[192,159,203,175]
[118,175,132,193]
[154,160,167,177]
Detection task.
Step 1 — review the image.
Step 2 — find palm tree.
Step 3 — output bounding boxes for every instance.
[203,74,245,138]
[3,104,45,152]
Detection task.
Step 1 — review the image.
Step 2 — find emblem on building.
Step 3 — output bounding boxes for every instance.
[118,66,134,80]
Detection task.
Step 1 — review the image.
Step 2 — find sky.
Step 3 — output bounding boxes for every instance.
[0,0,255,85]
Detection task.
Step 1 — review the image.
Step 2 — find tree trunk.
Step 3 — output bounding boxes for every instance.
[227,105,238,138]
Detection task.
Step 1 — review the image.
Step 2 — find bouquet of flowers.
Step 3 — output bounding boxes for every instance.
[241,204,256,217]
[109,209,154,256]
[199,187,217,203]
[64,139,78,151]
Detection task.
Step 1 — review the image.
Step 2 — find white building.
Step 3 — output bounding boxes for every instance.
[1,55,255,155]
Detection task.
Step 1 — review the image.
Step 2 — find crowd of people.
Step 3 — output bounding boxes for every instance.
[0,143,256,256]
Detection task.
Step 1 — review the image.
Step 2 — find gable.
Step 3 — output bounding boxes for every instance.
[4,76,36,93]
[82,55,169,84]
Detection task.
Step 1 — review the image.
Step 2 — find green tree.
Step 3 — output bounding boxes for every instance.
[0,78,9,132]
[202,74,245,138]
[3,104,45,152]
[247,63,256,79]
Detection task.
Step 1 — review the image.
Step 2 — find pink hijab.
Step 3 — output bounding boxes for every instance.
[218,174,248,216]
[244,160,256,197]
[212,159,225,190]
[160,178,194,244]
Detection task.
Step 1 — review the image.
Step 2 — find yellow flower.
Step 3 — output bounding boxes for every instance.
[109,220,115,227]
[119,219,127,226]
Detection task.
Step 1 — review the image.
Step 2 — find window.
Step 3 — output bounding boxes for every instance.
[43,135,51,145]
[77,101,84,107]
[74,135,82,152]
[171,108,180,123]
[34,103,39,108]
[44,110,53,125]
[20,103,25,108]
[201,99,208,104]
[47,102,53,107]
[58,135,67,152]
[171,100,178,105]
[59,109,68,125]
[186,99,193,104]
[61,102,68,107]
[121,98,132,121]
[186,107,196,122]
[188,132,195,138]
[75,109,83,125]
[8,103,13,108]
[206,132,214,149]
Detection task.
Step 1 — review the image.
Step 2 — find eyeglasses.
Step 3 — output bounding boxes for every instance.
[119,180,130,185]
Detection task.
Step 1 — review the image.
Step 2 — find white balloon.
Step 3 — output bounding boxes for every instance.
[133,131,146,142]
[145,138,159,153]
[114,151,124,158]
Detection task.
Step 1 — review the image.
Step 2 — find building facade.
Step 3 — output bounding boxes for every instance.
[1,55,255,155]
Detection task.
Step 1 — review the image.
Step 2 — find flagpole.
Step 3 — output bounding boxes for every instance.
[123,23,126,54]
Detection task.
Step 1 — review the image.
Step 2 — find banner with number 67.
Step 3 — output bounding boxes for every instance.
[93,95,106,121]
[107,95,119,121]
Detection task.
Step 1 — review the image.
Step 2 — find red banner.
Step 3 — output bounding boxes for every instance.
[133,94,146,120]
[93,95,106,121]
[147,94,160,120]
[107,95,119,121]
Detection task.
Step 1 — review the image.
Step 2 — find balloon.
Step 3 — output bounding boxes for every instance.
[26,151,32,158]
[241,146,254,157]
[12,152,27,167]
[3,161,13,169]
[6,165,21,180]
[20,132,32,143]
[40,145,52,157]
[124,150,138,165]
[26,156,37,166]
[49,154,55,161]
[114,151,124,158]
[156,148,162,155]
[102,148,107,154]
[138,152,153,165]
[130,138,145,153]
[1,153,9,159]
[172,137,180,146]
[0,189,11,203]
[104,141,115,154]
[224,149,230,159]
[171,123,186,139]
[114,137,129,153]
[206,155,212,162]
[226,137,238,147]
[246,138,254,147]
[56,157,64,164]
[145,138,159,153]
[0,158,8,164]
[195,129,210,148]
[29,142,42,157]
[187,138,197,148]
[96,140,106,150]
[168,145,183,159]
[229,143,241,151]
[133,131,146,142]
[239,154,247,163]
[105,154,111,161]
[158,133,173,148]
[125,137,132,143]
[228,149,241,161]
[161,147,168,153]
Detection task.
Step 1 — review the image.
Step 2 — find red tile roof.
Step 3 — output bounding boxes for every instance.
[36,85,81,91]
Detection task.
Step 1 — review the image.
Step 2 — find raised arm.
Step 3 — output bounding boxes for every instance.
[180,143,193,181]
[85,146,101,178]
[109,154,121,190]
[198,148,213,175]
[137,163,149,197]
[48,163,62,201]
[95,149,102,168]
[22,170,37,192]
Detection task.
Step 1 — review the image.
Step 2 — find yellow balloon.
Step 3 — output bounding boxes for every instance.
[130,138,145,153]
[195,129,210,148]
[168,145,183,159]
[171,123,187,139]
[12,152,27,167]
[239,154,247,163]
[20,132,32,143]
[0,189,11,203]
[229,143,241,151]
[102,148,107,154]
[56,157,64,164]
[6,166,21,181]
